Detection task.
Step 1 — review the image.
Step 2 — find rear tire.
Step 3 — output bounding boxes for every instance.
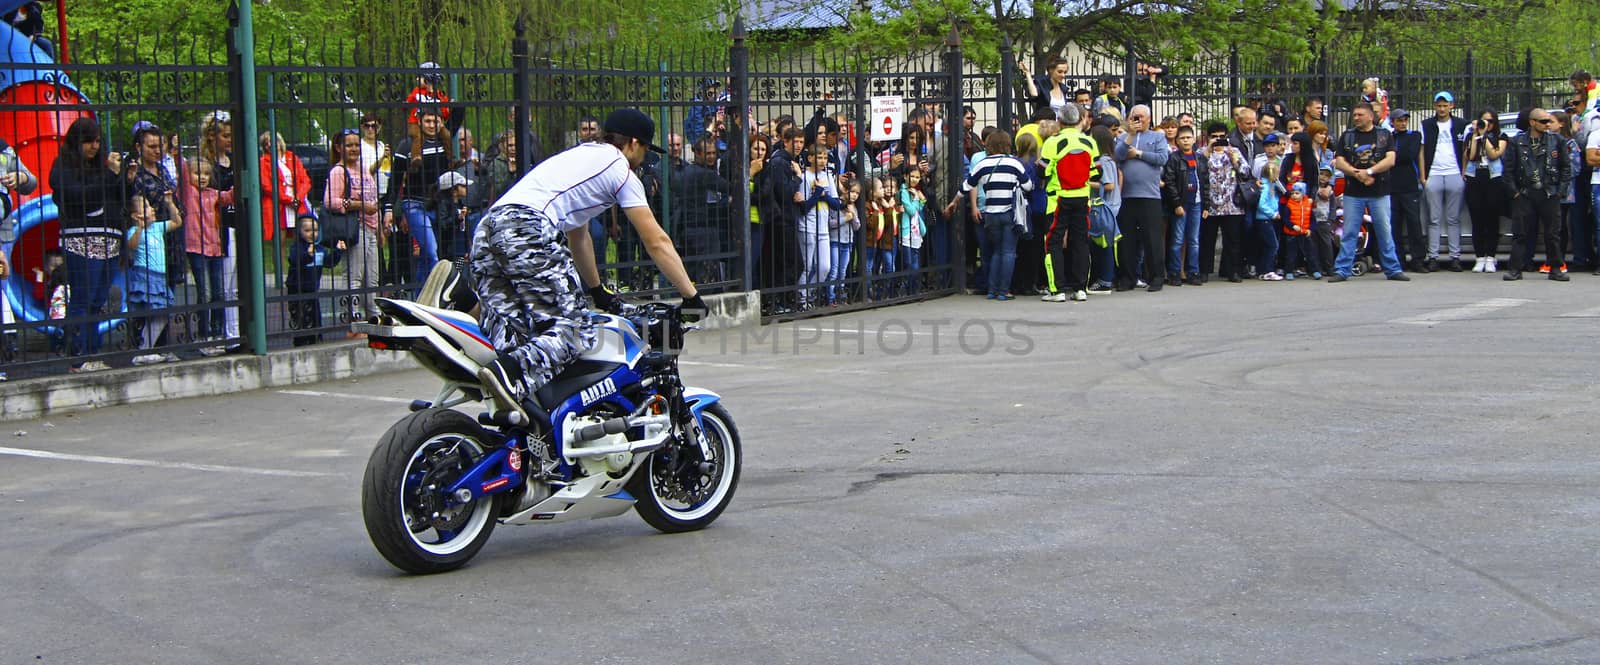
[629,403,741,533]
[362,408,503,574]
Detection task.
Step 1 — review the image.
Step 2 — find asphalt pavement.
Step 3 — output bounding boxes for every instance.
[3,271,1599,664]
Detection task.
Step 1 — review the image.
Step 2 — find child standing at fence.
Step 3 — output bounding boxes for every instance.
[866,176,900,299]
[827,180,863,305]
[31,249,68,353]
[125,192,183,365]
[797,144,841,310]
[181,157,231,355]
[287,215,346,347]
[899,169,927,295]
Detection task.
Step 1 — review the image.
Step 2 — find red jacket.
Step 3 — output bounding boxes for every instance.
[259,152,311,242]
[406,87,452,124]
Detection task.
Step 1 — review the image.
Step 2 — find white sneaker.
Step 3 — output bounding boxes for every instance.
[132,353,165,366]
[1485,257,1497,273]
[199,345,227,357]
[1135,279,1149,288]
[161,353,181,363]
[1041,292,1068,302]
[1071,290,1088,301]
[1472,257,1486,272]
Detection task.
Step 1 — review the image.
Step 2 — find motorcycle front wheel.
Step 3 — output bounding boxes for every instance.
[362,408,504,574]
[628,402,742,533]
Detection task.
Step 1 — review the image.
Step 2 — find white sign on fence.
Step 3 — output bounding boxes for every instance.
[869,95,904,142]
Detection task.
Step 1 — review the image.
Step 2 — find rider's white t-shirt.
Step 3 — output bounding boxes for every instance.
[492,142,648,232]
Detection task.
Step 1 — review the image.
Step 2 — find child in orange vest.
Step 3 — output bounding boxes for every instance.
[1282,182,1319,279]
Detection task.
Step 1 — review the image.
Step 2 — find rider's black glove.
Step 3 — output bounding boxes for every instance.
[680,294,708,323]
[587,285,623,314]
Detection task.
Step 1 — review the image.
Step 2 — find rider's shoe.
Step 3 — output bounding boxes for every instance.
[478,354,531,422]
[440,259,479,312]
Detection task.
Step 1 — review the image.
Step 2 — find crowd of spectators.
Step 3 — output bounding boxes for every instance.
[6,60,1599,378]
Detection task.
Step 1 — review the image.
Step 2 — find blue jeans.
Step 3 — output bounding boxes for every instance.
[187,253,226,339]
[827,241,852,303]
[897,245,922,295]
[63,250,115,356]
[982,213,1019,296]
[400,199,438,286]
[1168,203,1202,278]
[865,247,895,299]
[1094,243,1117,286]
[1337,194,1403,276]
[1253,212,1280,275]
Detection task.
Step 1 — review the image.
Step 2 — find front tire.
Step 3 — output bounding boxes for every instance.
[629,403,741,533]
[362,408,503,574]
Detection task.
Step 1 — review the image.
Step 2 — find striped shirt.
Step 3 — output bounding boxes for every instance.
[960,154,1032,215]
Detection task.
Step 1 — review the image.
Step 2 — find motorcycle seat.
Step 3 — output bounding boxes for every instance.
[533,359,624,411]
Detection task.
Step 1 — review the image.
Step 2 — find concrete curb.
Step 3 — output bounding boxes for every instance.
[0,291,763,422]
[0,342,423,422]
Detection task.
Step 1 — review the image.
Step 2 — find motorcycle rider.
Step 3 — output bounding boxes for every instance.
[472,108,706,420]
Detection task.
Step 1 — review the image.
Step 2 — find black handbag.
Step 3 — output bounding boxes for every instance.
[320,165,361,245]
[1234,177,1261,212]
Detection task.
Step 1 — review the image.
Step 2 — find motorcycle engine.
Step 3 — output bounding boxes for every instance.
[566,413,633,477]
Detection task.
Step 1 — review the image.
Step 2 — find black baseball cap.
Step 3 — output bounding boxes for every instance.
[603,109,665,154]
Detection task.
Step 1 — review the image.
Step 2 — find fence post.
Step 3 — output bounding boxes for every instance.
[946,26,965,292]
[1524,47,1534,110]
[512,15,531,176]
[1228,46,1240,111]
[1395,51,1407,112]
[227,0,267,354]
[1123,39,1137,112]
[729,16,751,293]
[998,34,1014,130]
[1318,46,1332,116]
[1464,49,1475,122]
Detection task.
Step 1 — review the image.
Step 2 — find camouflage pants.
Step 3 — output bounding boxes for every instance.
[469,205,597,394]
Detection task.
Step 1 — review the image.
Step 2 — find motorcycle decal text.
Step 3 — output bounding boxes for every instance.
[580,378,617,406]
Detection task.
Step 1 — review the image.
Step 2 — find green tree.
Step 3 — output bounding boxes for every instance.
[758,0,1335,73]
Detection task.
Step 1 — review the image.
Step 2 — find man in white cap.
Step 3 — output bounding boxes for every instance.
[1422,90,1469,271]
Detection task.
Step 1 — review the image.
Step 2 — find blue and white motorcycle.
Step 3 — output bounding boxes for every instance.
[353,286,740,574]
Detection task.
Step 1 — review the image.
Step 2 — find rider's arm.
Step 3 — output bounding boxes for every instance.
[568,226,602,288]
[622,205,698,298]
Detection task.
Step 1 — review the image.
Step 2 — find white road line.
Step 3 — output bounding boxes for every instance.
[1556,306,1600,318]
[276,389,413,405]
[1390,298,1532,325]
[792,327,934,337]
[679,360,771,369]
[0,446,337,478]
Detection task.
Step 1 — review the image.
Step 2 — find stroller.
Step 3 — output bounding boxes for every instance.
[1332,205,1375,276]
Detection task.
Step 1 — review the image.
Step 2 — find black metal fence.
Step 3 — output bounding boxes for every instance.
[0,6,1569,379]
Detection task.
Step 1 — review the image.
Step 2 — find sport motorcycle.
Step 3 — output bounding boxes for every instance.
[353,269,740,574]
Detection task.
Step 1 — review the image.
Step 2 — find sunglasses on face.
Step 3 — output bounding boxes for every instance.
[362,122,380,128]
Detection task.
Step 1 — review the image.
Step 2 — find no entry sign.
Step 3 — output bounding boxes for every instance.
[869,95,903,142]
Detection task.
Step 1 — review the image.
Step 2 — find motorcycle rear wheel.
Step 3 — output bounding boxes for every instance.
[362,408,504,574]
[628,403,742,533]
